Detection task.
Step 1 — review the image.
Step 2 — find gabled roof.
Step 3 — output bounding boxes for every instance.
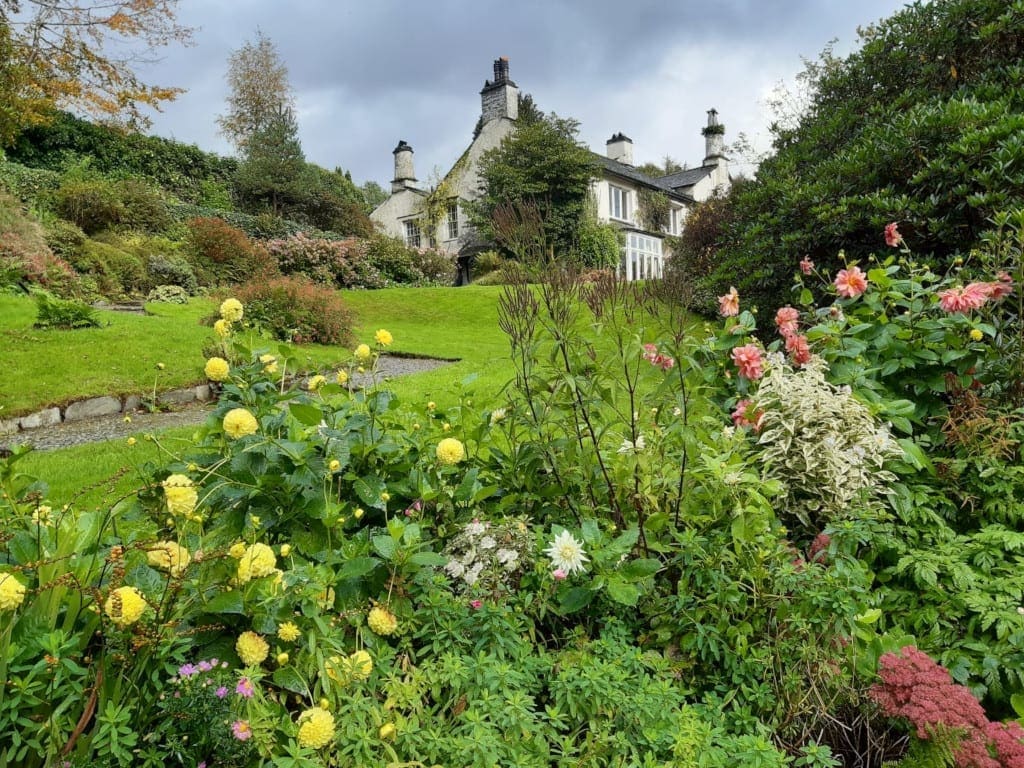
[656,165,715,191]
[593,153,693,203]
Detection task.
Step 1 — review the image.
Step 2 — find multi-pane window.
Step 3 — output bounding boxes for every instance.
[620,233,663,281]
[447,201,459,240]
[404,220,421,248]
[609,185,631,221]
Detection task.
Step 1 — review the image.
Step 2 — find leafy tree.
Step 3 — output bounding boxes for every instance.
[360,180,388,211]
[234,107,308,216]
[217,31,294,152]
[636,156,684,178]
[0,0,191,137]
[706,0,1024,312]
[469,112,598,259]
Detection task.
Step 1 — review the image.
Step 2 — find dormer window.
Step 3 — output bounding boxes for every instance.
[609,185,631,222]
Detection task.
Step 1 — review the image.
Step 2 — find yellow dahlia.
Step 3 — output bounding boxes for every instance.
[374,329,393,346]
[162,474,198,518]
[223,408,258,439]
[367,606,398,636]
[297,707,335,749]
[219,298,244,322]
[236,543,277,583]
[228,541,247,559]
[354,343,371,361]
[204,357,230,382]
[336,369,348,385]
[259,354,278,375]
[105,586,147,627]
[277,621,301,642]
[214,318,232,338]
[347,650,373,681]
[307,374,326,391]
[236,631,269,666]
[436,438,466,466]
[147,541,191,577]
[0,573,26,611]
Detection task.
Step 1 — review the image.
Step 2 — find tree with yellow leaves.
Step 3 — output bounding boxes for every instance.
[0,0,193,143]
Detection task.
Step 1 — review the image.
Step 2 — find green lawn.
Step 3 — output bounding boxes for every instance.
[0,286,511,418]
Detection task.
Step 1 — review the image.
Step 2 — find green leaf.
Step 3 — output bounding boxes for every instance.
[338,557,381,580]
[205,590,245,615]
[272,666,308,696]
[620,558,661,581]
[452,468,480,504]
[1011,693,1024,718]
[288,402,323,427]
[898,438,934,473]
[606,577,640,606]
[372,535,397,560]
[353,475,387,509]
[580,519,601,545]
[559,587,595,613]
[408,552,448,567]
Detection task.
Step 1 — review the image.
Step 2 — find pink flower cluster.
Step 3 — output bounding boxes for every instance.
[642,343,675,370]
[870,646,1024,768]
[938,279,1014,314]
[775,306,811,366]
[731,344,764,381]
[731,399,765,431]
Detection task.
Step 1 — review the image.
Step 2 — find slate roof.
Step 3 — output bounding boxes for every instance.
[656,165,715,191]
[592,153,694,203]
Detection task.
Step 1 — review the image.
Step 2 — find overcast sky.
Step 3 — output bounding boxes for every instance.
[135,0,911,188]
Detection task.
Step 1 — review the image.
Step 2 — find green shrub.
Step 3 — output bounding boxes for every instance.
[0,195,79,295]
[266,233,384,289]
[0,160,61,204]
[43,218,87,261]
[472,249,505,276]
[411,245,456,284]
[75,240,149,297]
[54,178,125,234]
[147,252,198,294]
[365,233,423,284]
[147,284,190,304]
[117,178,172,232]
[32,291,100,328]
[234,275,354,344]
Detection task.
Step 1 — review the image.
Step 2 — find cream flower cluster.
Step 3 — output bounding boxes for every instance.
[443,516,532,593]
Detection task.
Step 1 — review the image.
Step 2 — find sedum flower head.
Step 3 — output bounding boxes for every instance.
[223,408,258,439]
[204,357,230,382]
[237,543,277,584]
[277,621,301,642]
[544,530,589,575]
[236,631,269,666]
[297,707,335,749]
[0,573,26,610]
[219,298,244,322]
[436,437,466,466]
[367,606,398,636]
[147,541,191,577]
[374,328,393,346]
[161,474,198,519]
[105,586,147,627]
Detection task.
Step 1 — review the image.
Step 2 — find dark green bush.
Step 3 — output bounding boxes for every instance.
[75,240,148,296]
[147,253,198,294]
[0,160,61,204]
[32,291,100,328]
[146,284,190,304]
[234,275,354,345]
[54,178,125,234]
[43,218,87,261]
[117,178,171,233]
[365,233,423,284]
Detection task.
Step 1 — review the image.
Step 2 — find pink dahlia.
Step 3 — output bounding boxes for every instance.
[834,266,868,299]
[718,286,740,317]
[785,333,812,366]
[774,306,800,338]
[731,399,765,431]
[799,257,814,275]
[731,344,764,380]
[884,222,902,247]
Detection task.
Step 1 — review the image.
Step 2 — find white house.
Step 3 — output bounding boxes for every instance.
[370,58,730,281]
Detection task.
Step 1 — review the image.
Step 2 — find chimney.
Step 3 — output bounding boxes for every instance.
[606,132,633,166]
[391,140,417,193]
[702,108,725,163]
[480,56,519,124]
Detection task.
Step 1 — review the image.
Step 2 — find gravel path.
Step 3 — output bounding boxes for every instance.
[5,356,453,452]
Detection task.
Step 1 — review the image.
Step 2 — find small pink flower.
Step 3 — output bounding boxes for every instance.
[552,569,567,580]
[718,286,740,317]
[231,720,252,741]
[774,306,800,338]
[235,678,254,698]
[834,266,868,299]
[215,686,228,699]
[731,344,764,381]
[985,279,1013,300]
[884,222,902,247]
[731,399,765,431]
[470,599,483,609]
[785,333,812,366]
[799,257,814,275]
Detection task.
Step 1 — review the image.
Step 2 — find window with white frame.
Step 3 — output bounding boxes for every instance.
[446,201,459,240]
[609,185,631,221]
[619,233,663,281]
[404,220,421,248]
